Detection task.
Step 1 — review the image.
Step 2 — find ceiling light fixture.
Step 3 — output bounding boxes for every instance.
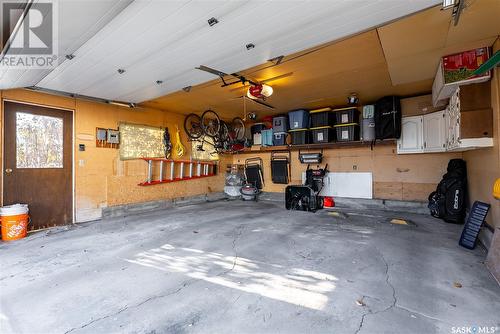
[347,93,359,105]
[107,100,135,108]
[208,17,218,27]
[247,84,273,100]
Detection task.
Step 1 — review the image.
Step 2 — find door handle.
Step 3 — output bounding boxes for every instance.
[5,168,13,174]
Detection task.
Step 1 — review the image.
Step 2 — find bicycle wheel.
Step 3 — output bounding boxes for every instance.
[184,113,203,139]
[231,117,246,141]
[201,109,221,137]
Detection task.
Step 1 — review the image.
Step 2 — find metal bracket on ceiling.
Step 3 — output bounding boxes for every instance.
[269,55,284,66]
[196,65,260,88]
[452,0,465,26]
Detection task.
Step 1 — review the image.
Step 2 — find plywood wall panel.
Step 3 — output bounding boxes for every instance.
[463,44,500,230]
[444,0,500,47]
[402,183,437,202]
[232,144,461,202]
[373,182,403,200]
[1,89,226,222]
[378,1,499,86]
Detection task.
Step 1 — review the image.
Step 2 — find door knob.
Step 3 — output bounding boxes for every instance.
[5,168,12,174]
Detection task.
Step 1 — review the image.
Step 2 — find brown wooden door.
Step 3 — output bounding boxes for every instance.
[3,101,73,230]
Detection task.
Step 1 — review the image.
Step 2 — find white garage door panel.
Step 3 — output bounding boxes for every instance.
[319,172,373,199]
[32,0,439,102]
[0,0,132,89]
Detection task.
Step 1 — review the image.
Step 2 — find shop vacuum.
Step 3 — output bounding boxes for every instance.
[285,164,328,212]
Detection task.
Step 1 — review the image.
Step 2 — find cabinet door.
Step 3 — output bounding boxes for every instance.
[397,116,423,154]
[423,111,446,152]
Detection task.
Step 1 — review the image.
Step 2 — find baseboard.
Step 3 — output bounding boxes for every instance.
[101,192,226,219]
[259,191,428,214]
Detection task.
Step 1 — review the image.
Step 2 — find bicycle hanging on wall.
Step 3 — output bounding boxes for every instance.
[184,109,246,155]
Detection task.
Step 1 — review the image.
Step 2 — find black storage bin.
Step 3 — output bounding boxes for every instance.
[311,126,334,143]
[334,123,359,142]
[310,107,334,127]
[272,116,288,133]
[251,123,266,135]
[289,129,310,145]
[334,107,359,125]
[273,132,287,146]
[288,110,309,130]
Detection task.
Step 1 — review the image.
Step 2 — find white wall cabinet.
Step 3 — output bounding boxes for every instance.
[397,116,423,154]
[398,88,493,155]
[398,110,446,154]
[423,110,446,152]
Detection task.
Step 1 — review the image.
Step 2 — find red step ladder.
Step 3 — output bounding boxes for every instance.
[138,158,217,186]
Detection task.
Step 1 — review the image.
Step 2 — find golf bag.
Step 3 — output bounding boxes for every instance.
[428,159,468,224]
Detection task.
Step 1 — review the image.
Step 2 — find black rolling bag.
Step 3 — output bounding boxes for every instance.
[375,96,401,140]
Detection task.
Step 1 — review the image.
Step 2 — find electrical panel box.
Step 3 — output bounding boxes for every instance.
[107,129,120,144]
[96,128,107,141]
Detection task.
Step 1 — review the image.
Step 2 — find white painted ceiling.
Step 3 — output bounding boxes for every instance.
[2,0,441,103]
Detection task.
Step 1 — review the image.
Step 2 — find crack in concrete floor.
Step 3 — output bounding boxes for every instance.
[1,201,499,334]
[63,224,247,334]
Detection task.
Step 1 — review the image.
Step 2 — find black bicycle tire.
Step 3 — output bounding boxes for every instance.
[184,113,203,139]
[201,109,221,137]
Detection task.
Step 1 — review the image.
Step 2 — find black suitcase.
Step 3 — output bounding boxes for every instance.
[375,96,401,139]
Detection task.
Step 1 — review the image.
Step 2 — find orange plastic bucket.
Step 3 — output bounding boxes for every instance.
[1,204,29,241]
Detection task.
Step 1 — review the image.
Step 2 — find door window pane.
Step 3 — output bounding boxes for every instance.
[16,112,64,168]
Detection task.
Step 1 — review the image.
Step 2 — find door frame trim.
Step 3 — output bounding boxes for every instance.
[1,98,75,225]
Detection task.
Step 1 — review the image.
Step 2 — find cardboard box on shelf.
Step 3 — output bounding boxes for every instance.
[401,94,447,117]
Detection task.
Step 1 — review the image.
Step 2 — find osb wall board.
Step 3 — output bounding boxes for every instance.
[106,162,229,206]
[464,64,500,229]
[0,89,227,223]
[378,0,500,85]
[233,145,462,201]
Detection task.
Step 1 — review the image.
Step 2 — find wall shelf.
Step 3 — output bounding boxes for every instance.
[232,140,396,154]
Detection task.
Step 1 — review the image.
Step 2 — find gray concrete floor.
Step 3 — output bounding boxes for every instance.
[1,200,499,334]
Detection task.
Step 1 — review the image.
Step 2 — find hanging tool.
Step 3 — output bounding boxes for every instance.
[174,125,185,157]
[163,127,172,158]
